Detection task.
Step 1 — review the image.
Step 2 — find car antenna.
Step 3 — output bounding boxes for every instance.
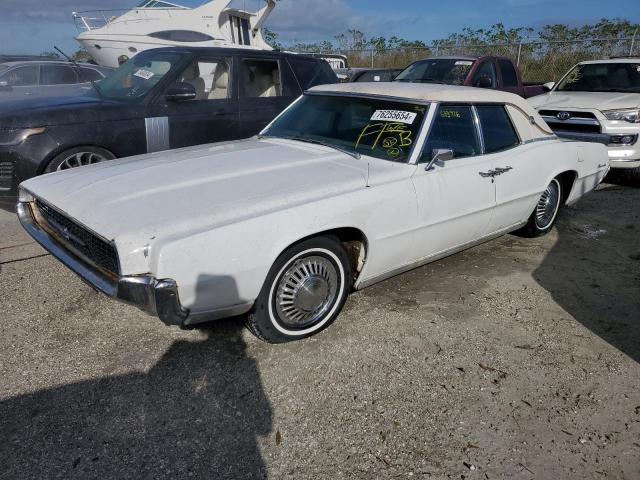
[54,46,103,101]
[366,161,370,187]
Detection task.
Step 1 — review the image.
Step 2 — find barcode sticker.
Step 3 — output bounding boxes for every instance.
[371,110,417,124]
[133,69,154,80]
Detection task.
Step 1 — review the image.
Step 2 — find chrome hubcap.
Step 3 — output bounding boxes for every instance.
[275,255,339,328]
[535,180,560,229]
[57,151,107,171]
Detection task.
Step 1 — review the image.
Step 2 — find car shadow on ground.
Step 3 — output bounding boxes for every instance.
[0,194,16,213]
[0,276,273,479]
[532,185,640,364]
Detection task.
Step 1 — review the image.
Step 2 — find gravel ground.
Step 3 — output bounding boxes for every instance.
[0,184,639,480]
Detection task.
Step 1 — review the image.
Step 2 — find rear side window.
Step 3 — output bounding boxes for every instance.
[420,105,480,161]
[80,67,104,82]
[476,105,520,153]
[241,59,281,98]
[288,57,336,90]
[0,65,37,86]
[472,61,497,88]
[498,60,518,87]
[41,65,78,85]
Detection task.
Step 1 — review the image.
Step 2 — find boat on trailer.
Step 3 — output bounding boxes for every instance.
[73,0,276,68]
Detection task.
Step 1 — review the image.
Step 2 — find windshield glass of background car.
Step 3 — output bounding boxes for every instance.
[556,63,640,93]
[262,94,427,162]
[395,59,473,85]
[96,52,184,101]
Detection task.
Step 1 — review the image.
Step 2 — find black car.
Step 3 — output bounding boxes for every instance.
[348,68,402,83]
[0,47,336,193]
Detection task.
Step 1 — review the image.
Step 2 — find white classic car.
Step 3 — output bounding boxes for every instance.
[529,58,640,181]
[18,83,609,343]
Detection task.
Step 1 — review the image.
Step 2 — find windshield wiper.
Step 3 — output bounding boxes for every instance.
[264,135,361,159]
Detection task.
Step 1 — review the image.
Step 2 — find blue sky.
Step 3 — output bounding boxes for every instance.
[1,0,639,55]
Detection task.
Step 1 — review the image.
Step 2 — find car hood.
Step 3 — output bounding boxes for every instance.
[0,94,127,128]
[21,138,391,260]
[528,91,640,111]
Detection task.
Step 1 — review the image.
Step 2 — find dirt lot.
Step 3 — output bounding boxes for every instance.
[1,184,639,480]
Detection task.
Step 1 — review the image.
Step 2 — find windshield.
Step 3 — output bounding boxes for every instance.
[394,59,474,85]
[262,94,427,163]
[556,63,640,93]
[94,52,184,101]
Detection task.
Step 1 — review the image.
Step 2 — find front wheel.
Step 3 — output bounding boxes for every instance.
[519,177,562,238]
[245,236,352,343]
[45,146,115,173]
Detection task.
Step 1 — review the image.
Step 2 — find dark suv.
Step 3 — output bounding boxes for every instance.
[0,47,336,193]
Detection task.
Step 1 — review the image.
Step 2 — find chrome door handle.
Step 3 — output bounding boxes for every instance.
[494,166,513,174]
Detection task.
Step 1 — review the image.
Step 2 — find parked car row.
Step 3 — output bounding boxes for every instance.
[5,46,637,342]
[18,81,608,342]
[3,49,637,191]
[0,47,336,192]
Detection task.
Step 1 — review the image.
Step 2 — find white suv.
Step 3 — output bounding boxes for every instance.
[529,58,640,181]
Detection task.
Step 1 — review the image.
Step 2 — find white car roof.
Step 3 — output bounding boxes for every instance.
[579,58,640,65]
[308,82,553,134]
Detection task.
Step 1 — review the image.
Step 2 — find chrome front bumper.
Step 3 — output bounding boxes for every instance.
[17,201,189,326]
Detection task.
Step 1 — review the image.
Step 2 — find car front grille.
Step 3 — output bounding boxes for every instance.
[539,109,601,134]
[34,199,120,276]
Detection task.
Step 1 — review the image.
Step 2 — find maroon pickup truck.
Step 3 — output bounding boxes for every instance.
[394,55,545,98]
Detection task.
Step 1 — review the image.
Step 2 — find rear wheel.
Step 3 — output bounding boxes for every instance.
[245,236,352,343]
[45,146,115,173]
[520,177,562,238]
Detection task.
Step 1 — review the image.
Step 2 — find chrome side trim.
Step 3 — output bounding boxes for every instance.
[145,116,170,153]
[471,105,485,154]
[354,221,527,290]
[522,136,557,145]
[409,102,436,165]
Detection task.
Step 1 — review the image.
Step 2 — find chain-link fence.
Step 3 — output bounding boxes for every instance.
[305,36,640,83]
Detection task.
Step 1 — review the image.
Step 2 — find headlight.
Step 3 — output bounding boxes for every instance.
[0,127,46,146]
[602,109,640,123]
[18,186,35,203]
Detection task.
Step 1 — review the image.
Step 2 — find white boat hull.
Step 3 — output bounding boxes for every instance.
[77,35,267,68]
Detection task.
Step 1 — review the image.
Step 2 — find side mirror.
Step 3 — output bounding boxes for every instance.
[425,148,454,171]
[477,76,493,89]
[165,82,196,102]
[543,81,555,92]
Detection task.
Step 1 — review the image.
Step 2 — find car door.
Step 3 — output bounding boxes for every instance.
[478,104,551,232]
[0,64,38,99]
[410,104,497,261]
[238,55,299,137]
[150,54,240,150]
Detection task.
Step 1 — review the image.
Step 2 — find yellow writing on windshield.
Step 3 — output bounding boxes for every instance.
[356,122,413,157]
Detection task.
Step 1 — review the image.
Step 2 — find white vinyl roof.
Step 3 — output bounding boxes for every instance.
[579,57,640,64]
[308,82,553,134]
